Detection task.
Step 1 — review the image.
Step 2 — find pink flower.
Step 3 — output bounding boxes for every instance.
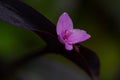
[56,12,91,51]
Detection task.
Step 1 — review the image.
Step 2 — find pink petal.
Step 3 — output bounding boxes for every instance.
[65,43,73,50]
[58,35,64,44]
[68,29,91,44]
[56,12,73,35]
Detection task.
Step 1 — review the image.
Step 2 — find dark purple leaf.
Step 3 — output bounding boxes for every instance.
[63,45,100,80]
[0,0,100,80]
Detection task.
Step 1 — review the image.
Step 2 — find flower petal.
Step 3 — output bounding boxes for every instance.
[56,12,73,35]
[58,35,64,44]
[65,43,73,50]
[68,29,91,44]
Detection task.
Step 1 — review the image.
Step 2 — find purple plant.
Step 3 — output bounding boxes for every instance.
[0,0,100,80]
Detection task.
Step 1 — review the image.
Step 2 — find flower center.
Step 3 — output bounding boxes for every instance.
[63,30,70,42]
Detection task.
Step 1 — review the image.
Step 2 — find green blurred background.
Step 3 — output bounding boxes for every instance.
[0,0,120,80]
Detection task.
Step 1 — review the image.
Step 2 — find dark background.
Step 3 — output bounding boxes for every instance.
[0,0,120,80]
